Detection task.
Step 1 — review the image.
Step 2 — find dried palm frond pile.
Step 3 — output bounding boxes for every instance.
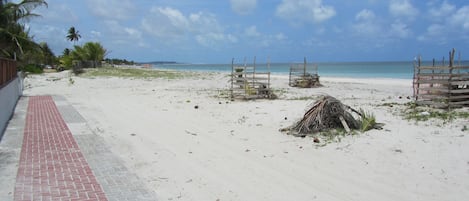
[282,95,364,137]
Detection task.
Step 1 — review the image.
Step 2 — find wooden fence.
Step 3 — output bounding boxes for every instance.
[0,58,18,89]
[413,50,469,108]
[230,57,273,99]
[289,58,319,88]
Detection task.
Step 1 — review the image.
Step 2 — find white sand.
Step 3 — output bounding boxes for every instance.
[24,70,469,201]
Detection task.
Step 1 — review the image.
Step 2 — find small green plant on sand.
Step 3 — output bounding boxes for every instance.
[68,77,75,85]
[358,109,376,132]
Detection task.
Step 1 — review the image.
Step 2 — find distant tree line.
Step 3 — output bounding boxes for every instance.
[0,0,50,72]
[104,58,135,65]
[1,0,139,74]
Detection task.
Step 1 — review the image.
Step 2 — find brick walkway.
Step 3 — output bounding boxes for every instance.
[14,96,107,201]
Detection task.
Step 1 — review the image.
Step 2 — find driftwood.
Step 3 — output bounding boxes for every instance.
[283,95,361,136]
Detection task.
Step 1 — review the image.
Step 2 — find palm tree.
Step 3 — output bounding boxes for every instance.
[0,0,47,59]
[66,26,81,45]
[40,42,55,65]
[62,48,70,56]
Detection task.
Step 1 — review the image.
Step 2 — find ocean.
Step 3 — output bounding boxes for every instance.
[152,61,469,79]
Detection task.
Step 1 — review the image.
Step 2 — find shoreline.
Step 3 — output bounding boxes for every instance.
[20,70,469,201]
[147,61,416,80]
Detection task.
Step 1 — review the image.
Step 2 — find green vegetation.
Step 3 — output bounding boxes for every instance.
[316,108,376,144]
[22,64,43,74]
[71,42,106,62]
[287,96,315,101]
[358,109,376,132]
[59,42,107,72]
[68,77,74,85]
[66,26,81,44]
[378,102,400,107]
[104,58,135,65]
[1,0,54,69]
[81,67,190,79]
[376,101,469,123]
[404,107,469,122]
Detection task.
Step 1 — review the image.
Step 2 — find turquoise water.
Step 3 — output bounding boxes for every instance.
[152,61,469,79]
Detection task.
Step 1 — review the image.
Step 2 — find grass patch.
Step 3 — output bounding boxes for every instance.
[404,106,469,122]
[374,101,469,124]
[81,67,192,79]
[403,100,469,122]
[215,89,232,99]
[377,102,401,107]
[287,96,316,101]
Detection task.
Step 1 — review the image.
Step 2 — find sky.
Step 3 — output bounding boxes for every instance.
[25,0,469,63]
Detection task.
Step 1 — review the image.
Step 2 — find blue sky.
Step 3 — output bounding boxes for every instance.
[27,0,469,63]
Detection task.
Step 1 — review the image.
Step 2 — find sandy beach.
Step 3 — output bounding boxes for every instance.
[22,69,469,201]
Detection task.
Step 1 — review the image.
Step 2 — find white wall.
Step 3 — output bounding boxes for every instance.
[0,74,22,139]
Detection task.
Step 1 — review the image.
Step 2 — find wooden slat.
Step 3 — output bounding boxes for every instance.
[450,80,469,85]
[449,100,469,105]
[416,79,451,84]
[417,73,469,78]
[449,88,469,94]
[449,95,469,100]
[416,80,469,85]
[417,87,448,91]
[416,94,449,99]
[415,100,447,107]
[418,65,469,70]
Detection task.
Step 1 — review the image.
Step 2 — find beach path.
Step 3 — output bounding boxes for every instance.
[0,95,158,201]
[14,96,107,201]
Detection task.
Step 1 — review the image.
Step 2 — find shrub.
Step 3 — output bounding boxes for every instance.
[21,64,43,74]
[359,109,376,132]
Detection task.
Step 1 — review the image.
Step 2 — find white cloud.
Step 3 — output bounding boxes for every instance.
[390,21,412,38]
[91,31,102,37]
[352,9,380,37]
[417,24,446,43]
[196,33,238,47]
[124,28,142,39]
[418,5,469,43]
[189,12,223,34]
[99,20,144,48]
[351,9,411,42]
[389,0,419,18]
[86,0,136,20]
[141,7,236,47]
[427,24,445,35]
[34,1,78,23]
[141,7,189,40]
[244,26,261,37]
[242,26,287,47]
[450,6,469,31]
[29,25,69,55]
[429,1,456,18]
[276,0,336,24]
[230,0,257,15]
[355,9,375,21]
[275,33,286,41]
[352,21,381,37]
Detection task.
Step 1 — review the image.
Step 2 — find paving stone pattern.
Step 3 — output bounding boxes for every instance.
[53,95,159,201]
[9,95,158,201]
[14,96,107,201]
[75,135,158,201]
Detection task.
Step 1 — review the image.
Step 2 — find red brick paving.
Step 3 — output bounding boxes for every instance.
[14,96,107,201]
